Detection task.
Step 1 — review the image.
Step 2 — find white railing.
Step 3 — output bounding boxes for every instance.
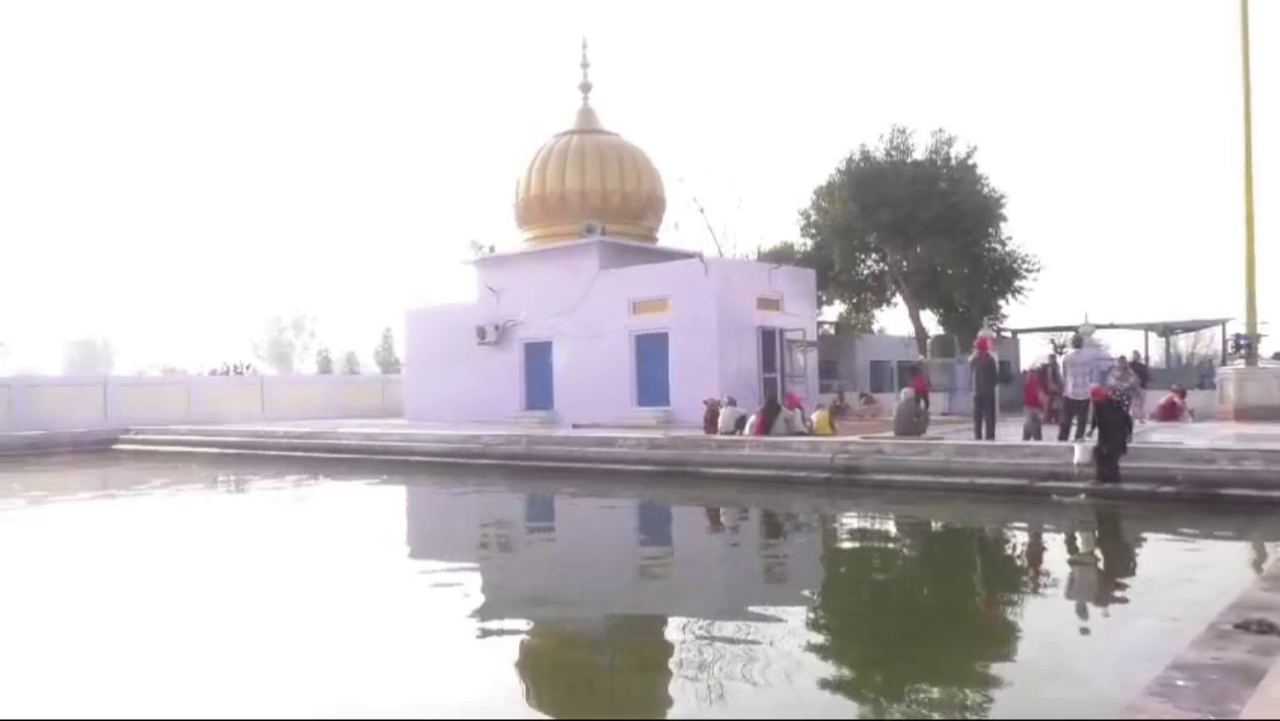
[0,374,403,432]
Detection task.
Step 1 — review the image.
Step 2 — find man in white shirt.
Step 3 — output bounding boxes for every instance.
[717,397,747,435]
[1058,334,1100,441]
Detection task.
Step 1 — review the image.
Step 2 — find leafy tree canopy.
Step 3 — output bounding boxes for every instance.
[315,347,334,375]
[252,312,317,376]
[374,327,402,375]
[342,350,362,375]
[760,126,1039,355]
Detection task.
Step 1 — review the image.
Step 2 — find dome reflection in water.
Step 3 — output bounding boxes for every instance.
[403,478,1255,720]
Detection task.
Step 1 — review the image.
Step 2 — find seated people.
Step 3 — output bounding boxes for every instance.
[893,387,931,437]
[829,390,851,419]
[1151,386,1193,422]
[854,391,883,419]
[811,403,836,436]
[717,396,748,435]
[702,398,722,435]
[752,396,786,436]
[782,393,810,435]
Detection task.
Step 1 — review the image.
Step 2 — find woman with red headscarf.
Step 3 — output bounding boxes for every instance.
[753,395,785,436]
[781,392,810,434]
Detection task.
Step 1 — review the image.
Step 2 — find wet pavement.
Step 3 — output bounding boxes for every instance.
[0,453,1277,718]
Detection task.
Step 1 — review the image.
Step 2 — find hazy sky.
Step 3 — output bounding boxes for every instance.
[0,0,1274,372]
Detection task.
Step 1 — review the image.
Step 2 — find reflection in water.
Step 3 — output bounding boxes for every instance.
[399,483,1227,719]
[806,516,1031,719]
[1,455,1265,719]
[1065,510,1141,635]
[516,616,675,720]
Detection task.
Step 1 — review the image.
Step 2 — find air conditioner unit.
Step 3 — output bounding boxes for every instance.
[475,323,504,346]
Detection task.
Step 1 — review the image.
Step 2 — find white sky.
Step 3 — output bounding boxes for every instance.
[0,0,1274,372]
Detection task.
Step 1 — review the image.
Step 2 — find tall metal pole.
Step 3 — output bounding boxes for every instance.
[1241,0,1259,366]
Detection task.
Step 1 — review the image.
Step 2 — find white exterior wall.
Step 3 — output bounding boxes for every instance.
[403,240,819,427]
[0,374,403,432]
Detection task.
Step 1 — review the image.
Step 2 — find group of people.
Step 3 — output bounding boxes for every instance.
[1013,334,1195,484]
[1021,337,1194,444]
[703,392,840,437]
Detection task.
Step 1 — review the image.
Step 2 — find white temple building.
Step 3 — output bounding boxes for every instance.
[403,42,817,428]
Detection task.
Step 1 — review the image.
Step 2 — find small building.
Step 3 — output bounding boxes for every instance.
[817,326,1021,412]
[403,46,817,427]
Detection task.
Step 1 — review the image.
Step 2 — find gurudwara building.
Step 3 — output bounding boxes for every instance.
[403,43,818,428]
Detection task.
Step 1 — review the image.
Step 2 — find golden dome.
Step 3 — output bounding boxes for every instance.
[514,40,666,246]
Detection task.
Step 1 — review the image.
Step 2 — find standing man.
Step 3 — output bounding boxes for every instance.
[1129,351,1150,423]
[970,337,999,440]
[1058,334,1098,441]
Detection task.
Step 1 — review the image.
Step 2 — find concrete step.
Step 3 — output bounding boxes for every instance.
[114,429,1280,503]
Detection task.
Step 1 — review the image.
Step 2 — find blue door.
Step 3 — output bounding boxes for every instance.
[524,493,556,535]
[634,332,671,408]
[638,502,673,548]
[523,341,554,411]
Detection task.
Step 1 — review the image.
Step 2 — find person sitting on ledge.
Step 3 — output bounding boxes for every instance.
[811,403,836,436]
[782,392,810,435]
[717,397,747,435]
[829,390,851,419]
[1151,385,1194,423]
[854,392,882,419]
[893,388,931,437]
[752,395,786,436]
[702,398,721,435]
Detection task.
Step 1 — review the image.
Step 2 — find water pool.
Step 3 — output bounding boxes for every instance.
[0,453,1274,719]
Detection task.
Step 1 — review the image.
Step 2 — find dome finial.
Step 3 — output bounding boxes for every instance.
[578,36,593,106]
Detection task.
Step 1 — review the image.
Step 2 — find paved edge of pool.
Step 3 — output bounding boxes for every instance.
[108,425,1280,504]
[1122,556,1280,719]
[6,425,1280,503]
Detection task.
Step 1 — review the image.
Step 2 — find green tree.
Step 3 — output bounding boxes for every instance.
[373,327,401,374]
[252,312,317,375]
[341,350,361,375]
[62,336,115,375]
[761,126,1039,355]
[315,347,334,375]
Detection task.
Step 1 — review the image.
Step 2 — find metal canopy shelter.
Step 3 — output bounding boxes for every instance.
[1003,317,1233,367]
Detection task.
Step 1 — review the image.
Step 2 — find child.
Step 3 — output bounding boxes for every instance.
[1089,384,1132,485]
[811,403,836,436]
[702,398,722,435]
[909,363,931,411]
[1022,366,1047,440]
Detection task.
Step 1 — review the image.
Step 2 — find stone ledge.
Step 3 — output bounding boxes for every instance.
[119,427,1280,466]
[1123,557,1280,719]
[0,429,122,456]
[113,429,1280,502]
